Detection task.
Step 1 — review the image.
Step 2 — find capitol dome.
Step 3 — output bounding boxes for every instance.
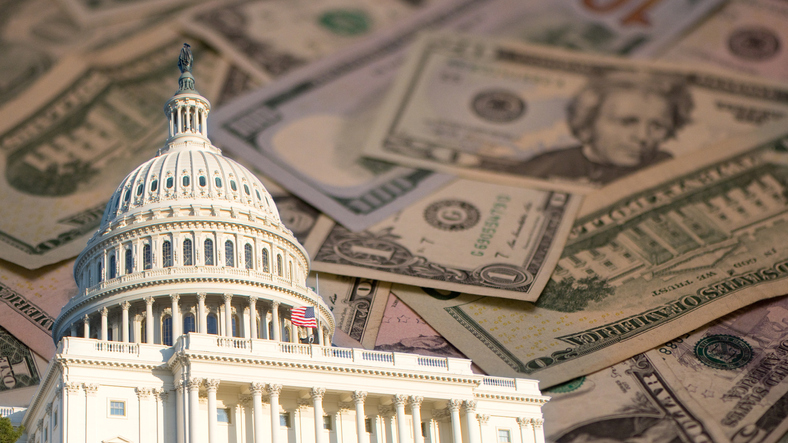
[52,44,334,346]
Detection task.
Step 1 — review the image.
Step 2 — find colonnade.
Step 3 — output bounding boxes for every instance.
[171,379,529,443]
[68,293,331,346]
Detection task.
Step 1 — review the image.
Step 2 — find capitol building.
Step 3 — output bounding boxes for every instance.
[19,46,547,443]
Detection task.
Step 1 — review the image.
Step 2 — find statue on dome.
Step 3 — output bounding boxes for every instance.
[178,43,193,73]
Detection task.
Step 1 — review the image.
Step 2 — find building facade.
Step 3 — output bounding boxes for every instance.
[20,45,548,443]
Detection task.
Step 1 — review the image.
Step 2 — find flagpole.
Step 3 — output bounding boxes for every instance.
[315,273,321,345]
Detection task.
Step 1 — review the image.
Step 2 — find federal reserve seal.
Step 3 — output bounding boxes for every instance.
[318,9,371,36]
[471,90,526,123]
[424,200,480,231]
[728,27,781,61]
[545,376,585,394]
[694,334,753,370]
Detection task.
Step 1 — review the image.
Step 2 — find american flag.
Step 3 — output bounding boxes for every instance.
[291,306,317,328]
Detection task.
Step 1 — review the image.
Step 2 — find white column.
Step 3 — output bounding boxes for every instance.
[206,379,220,443]
[223,293,233,337]
[45,404,53,443]
[121,301,130,343]
[448,400,463,443]
[197,293,207,334]
[83,314,90,338]
[249,297,258,339]
[261,306,269,340]
[463,401,479,443]
[188,378,202,443]
[271,301,281,341]
[478,415,490,443]
[393,395,408,443]
[176,381,185,443]
[532,419,545,443]
[251,383,266,443]
[291,320,298,343]
[145,296,154,344]
[171,294,181,340]
[100,308,108,341]
[84,384,99,443]
[353,391,368,443]
[312,388,326,443]
[410,396,424,443]
[424,418,438,443]
[268,384,283,443]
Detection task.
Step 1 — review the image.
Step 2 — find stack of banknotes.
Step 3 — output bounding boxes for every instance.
[2,0,788,440]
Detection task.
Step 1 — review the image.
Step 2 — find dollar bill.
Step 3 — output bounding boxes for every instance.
[661,0,788,82]
[307,273,390,349]
[393,123,788,387]
[210,0,527,232]
[376,287,469,361]
[0,27,228,269]
[543,296,788,443]
[181,0,439,84]
[362,32,788,192]
[56,0,198,27]
[305,179,582,301]
[0,325,47,407]
[0,258,78,360]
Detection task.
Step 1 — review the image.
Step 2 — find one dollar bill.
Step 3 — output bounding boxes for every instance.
[363,32,788,192]
[543,295,788,443]
[394,123,788,387]
[305,179,582,302]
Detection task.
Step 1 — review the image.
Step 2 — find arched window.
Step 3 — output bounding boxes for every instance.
[183,239,193,266]
[231,315,239,337]
[282,324,290,342]
[183,314,196,334]
[108,255,116,279]
[207,314,218,335]
[262,249,270,273]
[162,316,173,346]
[225,241,234,267]
[277,254,283,276]
[143,244,152,270]
[97,261,103,282]
[162,241,173,267]
[244,244,253,269]
[107,327,113,341]
[204,239,214,266]
[125,248,133,274]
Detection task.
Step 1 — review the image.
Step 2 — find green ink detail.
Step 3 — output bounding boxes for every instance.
[318,10,371,36]
[694,334,753,370]
[536,275,614,312]
[545,376,585,393]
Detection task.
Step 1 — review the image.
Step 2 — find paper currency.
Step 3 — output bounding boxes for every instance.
[363,32,788,192]
[307,273,390,348]
[305,179,582,301]
[0,326,47,408]
[211,0,526,232]
[181,0,438,84]
[394,123,788,387]
[375,288,468,361]
[0,28,228,269]
[661,0,788,83]
[543,296,788,443]
[56,0,196,27]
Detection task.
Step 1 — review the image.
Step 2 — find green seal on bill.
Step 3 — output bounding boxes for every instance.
[545,376,585,393]
[318,10,371,36]
[694,334,753,370]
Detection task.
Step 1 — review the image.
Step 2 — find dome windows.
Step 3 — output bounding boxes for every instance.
[244,184,250,195]
[244,244,253,269]
[150,179,158,192]
[109,255,116,279]
[182,175,190,187]
[162,240,173,267]
[199,176,206,187]
[125,248,133,274]
[261,249,270,273]
[225,240,234,267]
[215,177,222,188]
[143,244,152,270]
[204,239,214,266]
[255,190,262,201]
[183,239,193,265]
[230,180,238,192]
[166,177,174,189]
[136,184,143,196]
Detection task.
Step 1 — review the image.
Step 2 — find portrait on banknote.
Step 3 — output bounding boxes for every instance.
[483,72,694,184]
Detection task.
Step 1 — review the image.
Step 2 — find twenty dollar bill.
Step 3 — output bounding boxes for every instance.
[395,123,788,387]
